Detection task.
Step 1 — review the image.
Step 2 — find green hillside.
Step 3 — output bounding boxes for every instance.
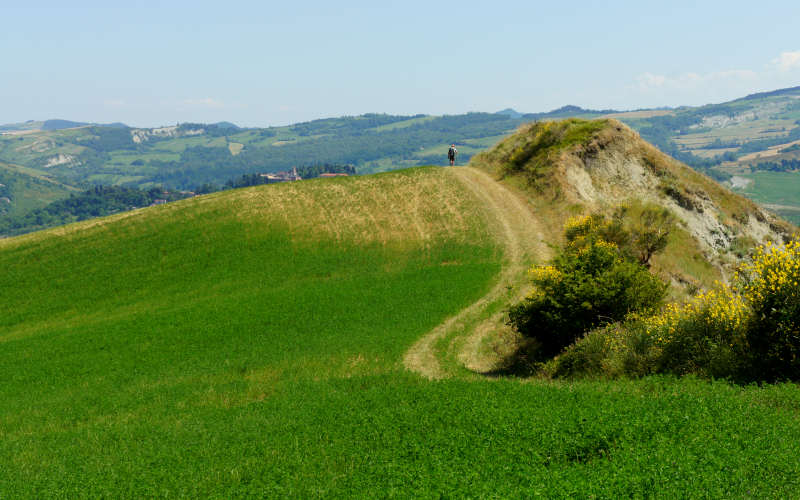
[0,161,75,217]
[618,87,800,218]
[0,114,532,193]
[0,167,503,495]
[3,162,800,497]
[6,88,800,238]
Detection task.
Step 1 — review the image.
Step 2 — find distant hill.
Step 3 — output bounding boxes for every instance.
[3,85,800,225]
[212,121,240,129]
[41,119,90,130]
[495,108,523,118]
[0,112,531,194]
[524,104,621,120]
[0,119,128,131]
[737,85,800,101]
[0,120,44,132]
[0,161,75,217]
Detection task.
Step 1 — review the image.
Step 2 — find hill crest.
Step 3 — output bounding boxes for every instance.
[471,118,796,288]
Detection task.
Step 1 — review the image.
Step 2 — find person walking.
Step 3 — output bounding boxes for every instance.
[447,144,458,166]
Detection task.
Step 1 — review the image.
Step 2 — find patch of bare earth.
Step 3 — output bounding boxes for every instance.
[403,167,550,379]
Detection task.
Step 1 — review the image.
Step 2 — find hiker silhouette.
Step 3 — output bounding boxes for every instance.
[448,144,457,166]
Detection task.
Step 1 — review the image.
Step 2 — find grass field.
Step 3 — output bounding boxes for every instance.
[0,167,502,496]
[731,171,800,224]
[0,162,74,215]
[3,167,800,497]
[374,116,437,131]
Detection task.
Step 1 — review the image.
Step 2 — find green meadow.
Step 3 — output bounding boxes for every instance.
[0,162,75,215]
[2,167,800,497]
[733,171,800,224]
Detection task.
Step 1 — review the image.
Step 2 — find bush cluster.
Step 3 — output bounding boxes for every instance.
[738,239,800,380]
[509,212,668,357]
[553,238,800,382]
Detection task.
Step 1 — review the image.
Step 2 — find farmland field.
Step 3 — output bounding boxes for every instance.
[730,171,800,224]
[2,167,800,497]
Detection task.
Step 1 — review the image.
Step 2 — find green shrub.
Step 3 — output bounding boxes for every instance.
[646,287,748,379]
[550,320,662,379]
[739,239,800,381]
[547,327,613,378]
[568,202,676,267]
[551,238,800,382]
[509,216,667,357]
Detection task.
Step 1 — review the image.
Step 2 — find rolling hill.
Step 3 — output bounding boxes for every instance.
[0,161,76,217]
[2,121,800,496]
[5,86,800,236]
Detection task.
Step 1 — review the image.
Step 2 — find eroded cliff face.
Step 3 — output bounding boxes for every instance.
[560,121,791,252]
[130,126,204,143]
[471,118,796,288]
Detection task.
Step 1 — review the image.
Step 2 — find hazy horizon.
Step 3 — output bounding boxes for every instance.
[4,0,800,128]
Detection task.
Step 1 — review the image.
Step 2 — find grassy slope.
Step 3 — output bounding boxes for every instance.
[0,167,502,495]
[0,162,74,216]
[2,167,800,496]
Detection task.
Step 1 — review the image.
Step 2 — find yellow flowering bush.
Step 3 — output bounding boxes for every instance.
[509,216,667,357]
[644,285,748,377]
[550,237,800,381]
[564,203,675,267]
[737,239,800,380]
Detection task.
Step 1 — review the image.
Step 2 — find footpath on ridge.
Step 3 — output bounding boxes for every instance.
[403,166,550,379]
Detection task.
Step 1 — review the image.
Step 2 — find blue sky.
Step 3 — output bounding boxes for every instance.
[3,0,800,127]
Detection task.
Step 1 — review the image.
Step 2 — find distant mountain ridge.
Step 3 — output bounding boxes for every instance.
[0,119,129,132]
[3,85,800,227]
[737,85,800,101]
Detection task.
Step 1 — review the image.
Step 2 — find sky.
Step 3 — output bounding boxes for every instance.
[2,0,800,128]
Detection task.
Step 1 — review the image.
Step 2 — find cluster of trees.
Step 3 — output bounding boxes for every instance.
[290,113,419,136]
[78,127,138,152]
[196,164,356,193]
[0,186,190,237]
[294,163,355,178]
[551,238,800,382]
[750,158,800,172]
[705,138,740,149]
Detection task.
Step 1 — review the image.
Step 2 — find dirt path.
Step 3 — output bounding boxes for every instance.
[403,167,550,379]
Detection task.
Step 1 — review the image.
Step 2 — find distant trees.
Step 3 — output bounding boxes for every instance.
[737,127,800,154]
[750,158,800,172]
[79,127,137,152]
[220,164,356,190]
[0,186,191,237]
